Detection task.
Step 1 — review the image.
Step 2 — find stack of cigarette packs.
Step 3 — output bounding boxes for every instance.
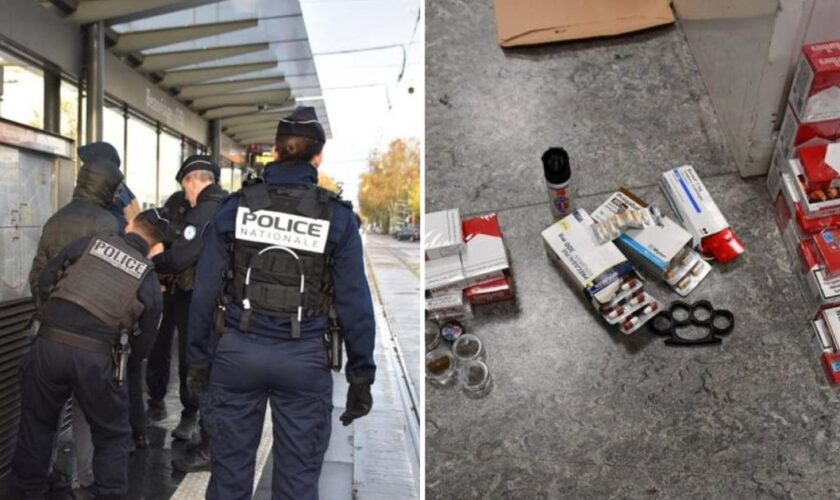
[425,209,515,320]
[768,40,840,199]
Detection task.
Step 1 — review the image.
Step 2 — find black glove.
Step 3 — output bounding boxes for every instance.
[186,364,210,398]
[340,383,373,426]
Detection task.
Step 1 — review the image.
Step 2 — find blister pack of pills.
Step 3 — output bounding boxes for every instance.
[664,249,712,297]
[620,298,662,334]
[592,208,654,244]
[600,289,655,325]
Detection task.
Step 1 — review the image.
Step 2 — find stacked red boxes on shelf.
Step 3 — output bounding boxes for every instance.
[774,143,840,383]
[768,40,840,199]
[424,210,515,320]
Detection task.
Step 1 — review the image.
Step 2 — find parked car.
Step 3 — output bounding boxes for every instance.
[394,226,420,241]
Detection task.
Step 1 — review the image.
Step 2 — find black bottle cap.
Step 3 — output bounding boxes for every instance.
[542,147,571,185]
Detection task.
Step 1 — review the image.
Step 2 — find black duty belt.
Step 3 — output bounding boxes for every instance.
[38,326,113,355]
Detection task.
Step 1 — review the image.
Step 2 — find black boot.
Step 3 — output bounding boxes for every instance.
[146,398,168,422]
[172,413,197,441]
[172,434,211,473]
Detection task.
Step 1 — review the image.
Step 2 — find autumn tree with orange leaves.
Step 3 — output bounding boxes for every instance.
[359,139,420,234]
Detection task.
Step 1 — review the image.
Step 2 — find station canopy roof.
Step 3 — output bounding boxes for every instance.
[48,0,329,146]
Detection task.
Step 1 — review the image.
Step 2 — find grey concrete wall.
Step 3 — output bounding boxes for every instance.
[0,0,83,76]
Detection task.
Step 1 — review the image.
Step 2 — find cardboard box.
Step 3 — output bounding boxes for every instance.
[424,209,464,260]
[660,165,744,263]
[541,209,634,304]
[465,275,515,305]
[461,214,509,285]
[492,0,673,47]
[789,41,840,123]
[425,252,465,291]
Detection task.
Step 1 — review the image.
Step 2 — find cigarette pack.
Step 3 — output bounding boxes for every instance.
[460,213,509,285]
[798,143,840,193]
[775,104,840,162]
[660,165,745,263]
[425,291,465,312]
[789,41,840,124]
[425,252,465,291]
[464,274,515,305]
[424,209,464,260]
[541,209,634,305]
[786,157,840,219]
[592,188,710,296]
[814,228,840,278]
[812,314,840,384]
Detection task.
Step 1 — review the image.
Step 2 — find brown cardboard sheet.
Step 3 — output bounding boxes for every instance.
[493,0,675,47]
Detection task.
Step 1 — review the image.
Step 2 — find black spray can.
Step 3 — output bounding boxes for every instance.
[542,147,573,220]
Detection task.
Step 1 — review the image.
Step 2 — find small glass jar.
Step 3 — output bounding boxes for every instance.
[426,348,457,387]
[425,323,442,352]
[459,360,493,399]
[452,333,485,363]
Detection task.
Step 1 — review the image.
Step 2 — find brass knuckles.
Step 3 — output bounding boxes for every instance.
[650,300,735,345]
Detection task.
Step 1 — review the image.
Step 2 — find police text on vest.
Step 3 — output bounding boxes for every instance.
[235,207,331,253]
[90,239,148,279]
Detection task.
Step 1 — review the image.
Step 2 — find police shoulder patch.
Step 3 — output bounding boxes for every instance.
[183,225,197,241]
[235,206,331,253]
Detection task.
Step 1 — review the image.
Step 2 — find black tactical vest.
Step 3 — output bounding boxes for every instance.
[225,180,338,338]
[51,235,152,331]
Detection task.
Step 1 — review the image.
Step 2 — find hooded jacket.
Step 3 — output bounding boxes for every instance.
[28,159,124,302]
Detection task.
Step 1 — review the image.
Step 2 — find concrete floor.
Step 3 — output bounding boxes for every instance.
[425,1,840,498]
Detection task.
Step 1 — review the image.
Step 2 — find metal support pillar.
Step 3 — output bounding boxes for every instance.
[210,118,221,165]
[43,67,61,134]
[84,21,105,143]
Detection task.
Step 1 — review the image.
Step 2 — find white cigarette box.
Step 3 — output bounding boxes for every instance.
[461,213,509,285]
[424,252,465,291]
[424,209,464,260]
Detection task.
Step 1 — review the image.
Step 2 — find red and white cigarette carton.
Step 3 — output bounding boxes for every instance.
[789,41,840,124]
[775,104,840,161]
[812,312,840,384]
[813,228,840,278]
[465,274,515,305]
[797,143,840,192]
[460,213,510,286]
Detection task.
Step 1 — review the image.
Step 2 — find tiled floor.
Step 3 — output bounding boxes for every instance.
[425,1,840,498]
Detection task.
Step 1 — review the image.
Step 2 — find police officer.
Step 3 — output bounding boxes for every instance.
[145,189,190,423]
[149,156,228,467]
[11,209,168,500]
[187,107,376,499]
[28,142,124,492]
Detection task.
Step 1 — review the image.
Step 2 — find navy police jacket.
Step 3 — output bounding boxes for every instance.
[187,161,377,385]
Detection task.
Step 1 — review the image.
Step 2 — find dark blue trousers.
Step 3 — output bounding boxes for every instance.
[146,288,199,416]
[204,332,333,500]
[12,336,130,498]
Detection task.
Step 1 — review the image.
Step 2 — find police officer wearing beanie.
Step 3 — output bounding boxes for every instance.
[11,209,169,500]
[147,155,228,468]
[186,106,376,499]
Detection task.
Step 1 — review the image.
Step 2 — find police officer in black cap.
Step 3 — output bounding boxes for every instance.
[144,189,190,423]
[11,208,169,500]
[147,155,228,468]
[187,106,376,499]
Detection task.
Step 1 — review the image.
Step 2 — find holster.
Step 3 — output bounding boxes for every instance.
[325,307,342,372]
[112,331,130,386]
[214,296,229,335]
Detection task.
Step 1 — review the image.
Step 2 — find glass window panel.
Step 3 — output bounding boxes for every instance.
[125,116,158,210]
[232,167,242,191]
[102,105,126,170]
[158,132,182,206]
[0,49,44,129]
[219,166,234,193]
[59,81,79,142]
